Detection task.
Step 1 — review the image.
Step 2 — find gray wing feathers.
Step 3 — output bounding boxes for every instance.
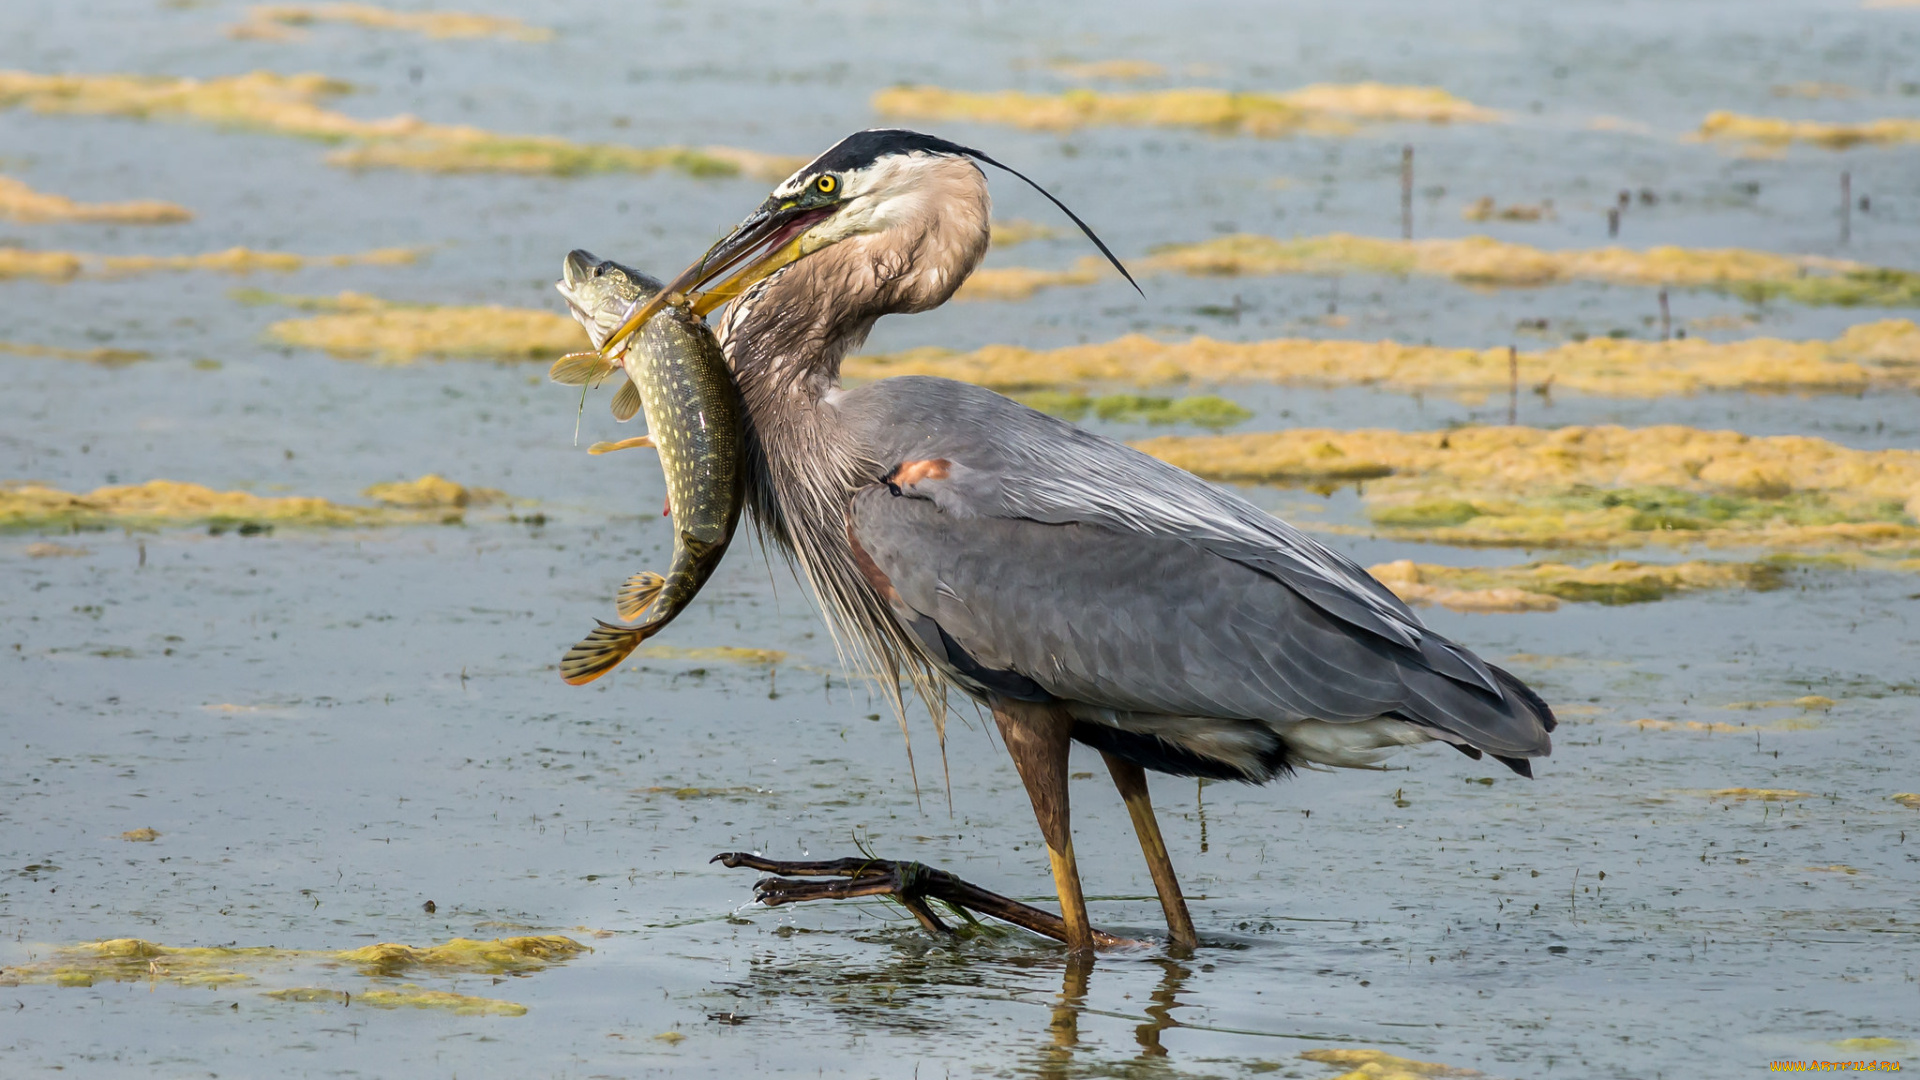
[836,376,1428,652]
[851,488,1552,758]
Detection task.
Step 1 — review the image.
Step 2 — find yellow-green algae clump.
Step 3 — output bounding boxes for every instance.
[3,935,584,992]
[1368,558,1781,613]
[1697,111,1920,149]
[253,290,581,364]
[0,70,799,181]
[0,175,190,224]
[332,935,587,976]
[0,244,416,282]
[873,82,1501,136]
[363,474,505,509]
[231,3,550,42]
[1135,424,1920,552]
[0,340,149,366]
[1133,233,1920,308]
[848,320,1920,399]
[0,477,502,532]
[1014,390,1252,429]
[1300,1047,1480,1078]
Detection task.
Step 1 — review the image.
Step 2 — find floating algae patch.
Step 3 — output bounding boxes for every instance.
[1893,794,1920,809]
[1046,59,1167,81]
[4,935,585,991]
[119,827,159,841]
[0,175,190,224]
[636,645,788,665]
[1014,390,1252,429]
[1300,1047,1479,1078]
[988,218,1059,247]
[954,259,1109,301]
[1367,558,1779,613]
[1832,1038,1911,1052]
[356,986,528,1016]
[265,987,349,1004]
[332,936,586,977]
[1461,196,1550,222]
[0,939,287,988]
[0,477,499,532]
[1630,715,1824,733]
[0,71,798,181]
[0,340,149,366]
[872,82,1500,136]
[0,244,417,282]
[1726,695,1836,711]
[230,3,550,42]
[325,136,799,180]
[257,293,579,364]
[1679,788,1812,801]
[363,474,505,509]
[1131,233,1920,308]
[1697,111,1920,149]
[847,320,1920,399]
[1134,425,1920,550]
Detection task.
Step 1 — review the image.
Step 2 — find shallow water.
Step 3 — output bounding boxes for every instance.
[3,1,1918,1077]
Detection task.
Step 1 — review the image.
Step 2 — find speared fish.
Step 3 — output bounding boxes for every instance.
[549,249,745,685]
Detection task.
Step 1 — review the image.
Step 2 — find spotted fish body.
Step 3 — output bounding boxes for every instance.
[551,249,745,685]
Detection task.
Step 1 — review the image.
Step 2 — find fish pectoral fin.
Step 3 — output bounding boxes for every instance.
[549,350,617,387]
[616,571,666,621]
[587,435,656,456]
[559,619,648,686]
[610,377,642,422]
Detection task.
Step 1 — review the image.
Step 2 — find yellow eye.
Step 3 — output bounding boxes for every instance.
[815,174,837,195]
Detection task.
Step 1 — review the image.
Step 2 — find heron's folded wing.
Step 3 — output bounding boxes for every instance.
[849,487,1551,757]
[837,376,1433,658]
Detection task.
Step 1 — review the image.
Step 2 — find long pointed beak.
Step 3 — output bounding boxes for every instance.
[597,203,836,358]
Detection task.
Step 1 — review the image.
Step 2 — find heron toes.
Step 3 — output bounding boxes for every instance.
[711,851,1137,949]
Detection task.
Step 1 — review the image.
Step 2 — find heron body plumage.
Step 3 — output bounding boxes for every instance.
[639,128,1556,949]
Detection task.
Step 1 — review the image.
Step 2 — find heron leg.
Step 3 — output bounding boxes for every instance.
[992,698,1094,952]
[1101,752,1198,950]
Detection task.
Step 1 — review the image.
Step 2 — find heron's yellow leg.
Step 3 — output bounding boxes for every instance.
[1102,753,1198,950]
[992,699,1094,952]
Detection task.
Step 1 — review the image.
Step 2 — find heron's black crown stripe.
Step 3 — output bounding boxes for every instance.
[801,128,1143,296]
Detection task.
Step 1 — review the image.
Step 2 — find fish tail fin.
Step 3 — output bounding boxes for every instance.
[560,620,648,685]
[615,571,666,621]
[549,350,616,386]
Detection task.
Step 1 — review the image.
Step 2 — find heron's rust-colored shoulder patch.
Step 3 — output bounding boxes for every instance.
[885,459,951,492]
[845,523,901,603]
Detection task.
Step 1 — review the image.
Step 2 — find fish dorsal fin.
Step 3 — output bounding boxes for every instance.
[610,377,642,421]
[616,571,666,622]
[550,350,617,387]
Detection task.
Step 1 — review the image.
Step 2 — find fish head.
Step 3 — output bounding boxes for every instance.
[555,249,660,351]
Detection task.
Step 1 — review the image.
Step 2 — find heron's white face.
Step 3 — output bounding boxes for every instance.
[778,151,990,257]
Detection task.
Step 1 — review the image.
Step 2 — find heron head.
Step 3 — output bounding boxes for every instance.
[597,129,1136,361]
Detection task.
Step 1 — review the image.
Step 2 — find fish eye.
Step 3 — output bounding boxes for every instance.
[814,174,837,195]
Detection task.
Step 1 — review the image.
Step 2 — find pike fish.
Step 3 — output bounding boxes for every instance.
[550,249,745,685]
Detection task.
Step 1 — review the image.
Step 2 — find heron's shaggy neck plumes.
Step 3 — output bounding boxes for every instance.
[715,152,991,744]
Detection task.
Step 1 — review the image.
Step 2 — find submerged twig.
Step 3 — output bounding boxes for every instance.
[712,852,1134,948]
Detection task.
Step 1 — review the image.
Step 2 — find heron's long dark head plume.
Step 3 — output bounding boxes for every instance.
[596,128,1138,359]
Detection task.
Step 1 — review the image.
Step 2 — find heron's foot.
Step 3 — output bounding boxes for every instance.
[711,852,1135,948]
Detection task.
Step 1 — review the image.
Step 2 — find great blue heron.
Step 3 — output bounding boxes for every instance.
[597,129,1555,951]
